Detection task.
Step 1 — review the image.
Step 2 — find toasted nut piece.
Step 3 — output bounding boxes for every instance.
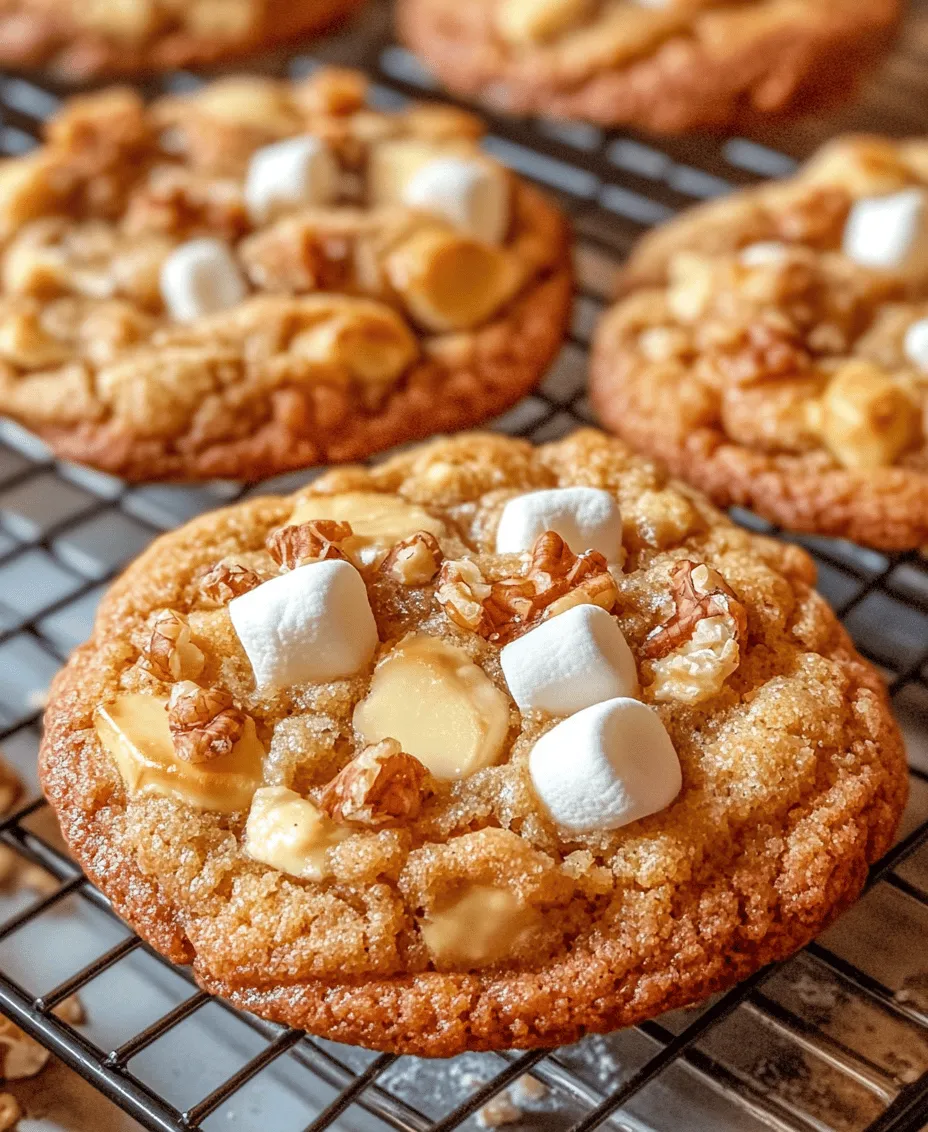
[319,738,432,826]
[386,228,521,332]
[496,0,595,44]
[0,1015,49,1079]
[403,104,485,144]
[543,572,619,619]
[299,67,368,116]
[167,681,246,764]
[0,1092,21,1131]
[380,531,443,584]
[811,361,920,469]
[644,561,747,705]
[528,530,618,620]
[198,560,263,605]
[0,155,57,240]
[144,609,205,682]
[266,519,353,571]
[354,635,510,780]
[436,558,493,634]
[0,309,71,369]
[292,308,419,386]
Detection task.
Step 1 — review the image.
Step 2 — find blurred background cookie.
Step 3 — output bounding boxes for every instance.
[397,0,902,134]
[0,67,572,481]
[0,0,366,81]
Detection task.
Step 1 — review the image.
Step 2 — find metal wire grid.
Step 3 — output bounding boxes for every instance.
[0,12,925,1132]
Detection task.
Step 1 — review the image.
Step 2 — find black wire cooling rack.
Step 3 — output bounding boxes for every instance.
[1,5,928,1131]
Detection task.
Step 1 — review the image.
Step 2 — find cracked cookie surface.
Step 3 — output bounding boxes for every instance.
[0,0,363,80]
[0,68,571,481]
[40,429,906,1055]
[592,136,928,550]
[398,0,900,133]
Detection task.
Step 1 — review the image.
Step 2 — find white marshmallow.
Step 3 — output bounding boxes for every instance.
[495,487,622,560]
[501,604,637,716]
[739,241,790,266]
[160,238,248,321]
[842,189,928,274]
[904,317,928,371]
[229,559,378,688]
[244,135,340,224]
[402,156,510,244]
[529,697,680,832]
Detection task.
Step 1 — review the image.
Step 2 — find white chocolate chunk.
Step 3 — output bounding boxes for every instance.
[403,156,510,244]
[244,135,340,224]
[904,317,928,371]
[420,885,538,966]
[842,189,928,277]
[94,694,265,813]
[495,487,622,560]
[739,241,790,266]
[229,559,378,688]
[529,697,681,832]
[288,491,445,566]
[354,634,509,780]
[244,786,350,879]
[160,238,248,321]
[501,604,637,716]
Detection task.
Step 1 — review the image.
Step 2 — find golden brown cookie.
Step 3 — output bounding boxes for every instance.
[0,69,571,482]
[0,0,363,80]
[40,430,906,1055]
[592,136,928,550]
[398,0,901,134]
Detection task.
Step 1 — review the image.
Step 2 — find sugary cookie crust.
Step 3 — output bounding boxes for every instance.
[0,70,571,481]
[40,430,907,1055]
[398,0,900,134]
[592,136,928,550]
[0,0,362,80]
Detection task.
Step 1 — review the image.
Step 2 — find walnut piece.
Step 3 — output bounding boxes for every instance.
[198,559,263,605]
[380,531,443,585]
[643,561,748,705]
[266,519,353,571]
[0,1094,20,1132]
[144,609,205,682]
[436,532,618,644]
[167,681,246,764]
[319,739,432,827]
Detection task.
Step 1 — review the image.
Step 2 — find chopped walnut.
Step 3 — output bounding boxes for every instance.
[437,532,618,644]
[197,560,263,605]
[266,519,353,571]
[380,531,443,585]
[0,1093,20,1132]
[144,609,205,682]
[319,738,432,827]
[167,681,246,764]
[643,561,748,705]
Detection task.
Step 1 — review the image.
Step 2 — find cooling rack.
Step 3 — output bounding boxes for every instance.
[1,4,928,1130]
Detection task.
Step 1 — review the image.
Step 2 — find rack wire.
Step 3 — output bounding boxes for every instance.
[1,4,928,1131]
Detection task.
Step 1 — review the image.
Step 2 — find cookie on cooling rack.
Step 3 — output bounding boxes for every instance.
[0,68,571,481]
[591,136,928,550]
[0,0,364,80]
[397,0,901,134]
[39,429,906,1055]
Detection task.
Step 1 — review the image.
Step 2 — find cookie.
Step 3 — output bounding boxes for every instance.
[0,0,363,80]
[0,68,571,481]
[398,0,901,134]
[40,429,906,1056]
[592,136,928,550]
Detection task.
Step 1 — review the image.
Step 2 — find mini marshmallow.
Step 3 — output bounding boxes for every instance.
[739,241,790,266]
[501,604,637,716]
[244,135,340,224]
[160,238,248,321]
[529,697,681,832]
[402,156,510,244]
[842,188,928,275]
[904,317,928,371]
[229,559,378,688]
[496,487,622,560]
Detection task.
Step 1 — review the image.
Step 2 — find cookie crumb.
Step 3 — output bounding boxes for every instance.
[510,1074,547,1105]
[476,1093,522,1128]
